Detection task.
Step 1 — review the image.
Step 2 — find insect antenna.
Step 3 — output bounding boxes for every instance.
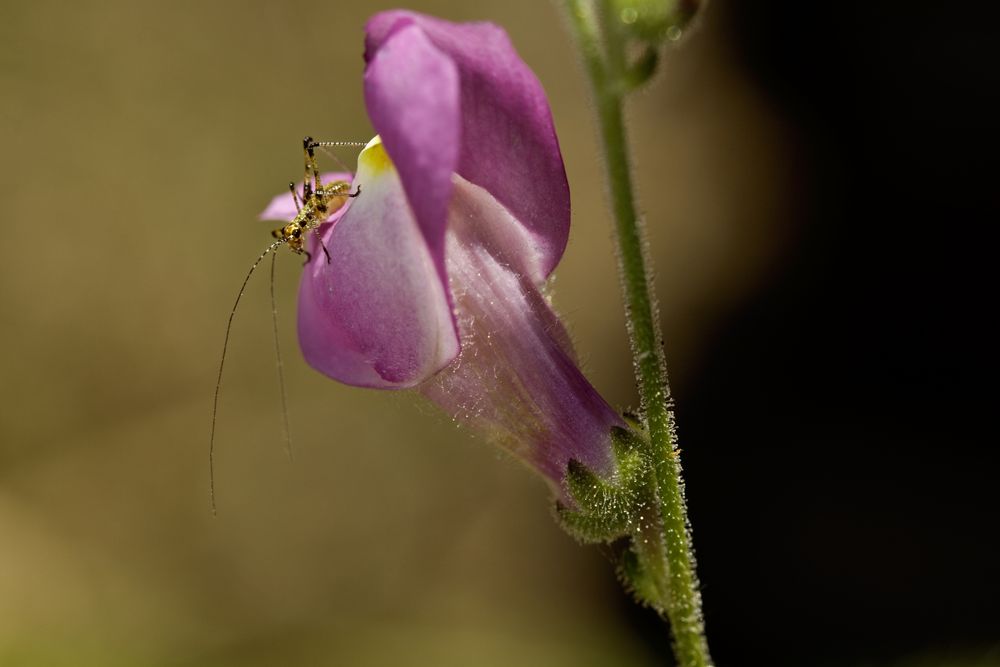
[315,140,367,174]
[270,251,293,463]
[315,140,368,147]
[210,238,284,515]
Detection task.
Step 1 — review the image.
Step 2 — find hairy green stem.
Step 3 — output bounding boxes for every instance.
[563,1,712,665]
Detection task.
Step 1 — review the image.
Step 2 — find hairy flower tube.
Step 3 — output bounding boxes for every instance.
[262,11,626,491]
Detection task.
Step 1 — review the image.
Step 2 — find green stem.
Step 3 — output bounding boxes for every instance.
[563,2,712,665]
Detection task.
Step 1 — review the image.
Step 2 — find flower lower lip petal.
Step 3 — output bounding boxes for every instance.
[297,140,459,389]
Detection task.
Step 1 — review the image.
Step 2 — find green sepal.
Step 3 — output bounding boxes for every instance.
[554,425,668,610]
[616,543,662,609]
[555,500,630,544]
[555,425,654,544]
[610,427,652,494]
[621,409,644,431]
[558,459,634,542]
[610,425,644,458]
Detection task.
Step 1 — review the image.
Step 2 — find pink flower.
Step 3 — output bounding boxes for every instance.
[262,11,622,487]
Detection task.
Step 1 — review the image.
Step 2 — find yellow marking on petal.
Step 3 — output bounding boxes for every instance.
[357,135,393,175]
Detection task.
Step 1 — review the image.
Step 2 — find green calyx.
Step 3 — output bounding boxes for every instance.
[557,426,648,543]
[556,425,665,608]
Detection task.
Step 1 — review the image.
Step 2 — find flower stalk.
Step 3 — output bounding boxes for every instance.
[562,1,712,664]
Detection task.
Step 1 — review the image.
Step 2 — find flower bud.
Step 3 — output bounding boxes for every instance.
[612,0,700,44]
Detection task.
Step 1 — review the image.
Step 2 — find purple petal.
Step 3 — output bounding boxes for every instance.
[366,11,571,278]
[363,23,459,285]
[297,139,459,388]
[259,172,353,222]
[419,176,619,487]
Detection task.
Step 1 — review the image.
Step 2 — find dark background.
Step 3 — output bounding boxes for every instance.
[666,3,998,665]
[1,1,995,665]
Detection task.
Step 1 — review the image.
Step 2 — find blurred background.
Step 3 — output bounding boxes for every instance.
[1,1,996,665]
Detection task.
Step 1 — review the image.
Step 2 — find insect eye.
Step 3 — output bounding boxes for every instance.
[292,228,301,237]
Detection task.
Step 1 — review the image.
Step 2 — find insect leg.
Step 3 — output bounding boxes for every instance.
[303,136,323,196]
[288,182,303,213]
[319,237,332,264]
[302,136,315,200]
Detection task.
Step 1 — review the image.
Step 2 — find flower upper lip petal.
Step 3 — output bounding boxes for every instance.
[365,11,571,279]
[363,22,460,287]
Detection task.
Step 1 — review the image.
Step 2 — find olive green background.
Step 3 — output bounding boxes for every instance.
[0,1,788,665]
